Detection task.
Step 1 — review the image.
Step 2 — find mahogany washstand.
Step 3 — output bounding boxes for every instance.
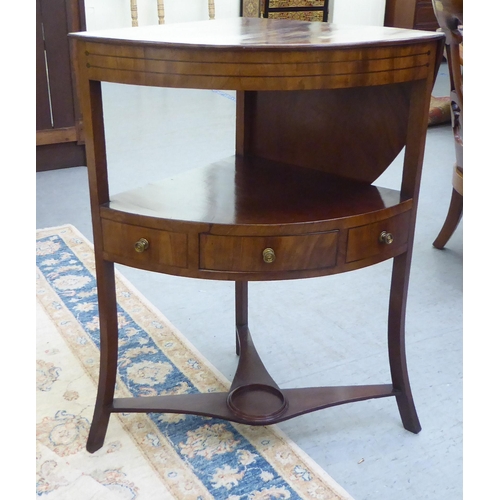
[70,18,444,453]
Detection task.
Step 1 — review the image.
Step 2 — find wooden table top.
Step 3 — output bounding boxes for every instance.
[70,18,444,91]
[70,17,442,49]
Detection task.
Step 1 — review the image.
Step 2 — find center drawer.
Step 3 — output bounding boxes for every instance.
[200,231,339,273]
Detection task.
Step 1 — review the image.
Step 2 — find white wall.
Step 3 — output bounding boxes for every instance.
[84,0,386,32]
[84,0,239,30]
[331,0,386,26]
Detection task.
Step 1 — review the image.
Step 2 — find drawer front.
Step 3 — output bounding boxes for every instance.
[200,231,338,273]
[101,219,188,268]
[346,211,411,263]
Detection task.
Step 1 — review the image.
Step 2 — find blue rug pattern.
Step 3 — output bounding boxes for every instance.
[36,225,352,500]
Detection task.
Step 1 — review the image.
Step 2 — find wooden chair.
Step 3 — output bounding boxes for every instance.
[263,0,329,22]
[431,0,463,249]
[130,0,216,26]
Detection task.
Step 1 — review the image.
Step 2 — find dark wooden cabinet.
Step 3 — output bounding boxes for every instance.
[385,0,439,31]
[36,0,86,171]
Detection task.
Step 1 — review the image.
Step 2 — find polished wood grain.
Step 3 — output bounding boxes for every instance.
[200,231,340,273]
[99,156,413,281]
[100,156,413,281]
[71,18,442,92]
[71,17,441,46]
[346,211,411,263]
[72,18,444,452]
[104,156,409,227]
[101,219,188,269]
[245,86,412,182]
[111,384,398,423]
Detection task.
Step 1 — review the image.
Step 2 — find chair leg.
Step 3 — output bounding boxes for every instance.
[433,188,463,249]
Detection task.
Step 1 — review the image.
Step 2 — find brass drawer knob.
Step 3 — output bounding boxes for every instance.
[379,231,394,245]
[262,247,276,263]
[134,238,149,253]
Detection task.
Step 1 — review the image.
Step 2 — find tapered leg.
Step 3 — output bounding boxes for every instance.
[433,188,463,249]
[387,253,421,433]
[235,281,248,356]
[87,259,120,453]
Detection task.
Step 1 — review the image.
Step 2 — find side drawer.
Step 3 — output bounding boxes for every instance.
[346,211,411,263]
[101,219,188,268]
[200,231,339,273]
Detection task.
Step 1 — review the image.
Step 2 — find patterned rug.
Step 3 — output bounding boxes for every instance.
[36,224,353,499]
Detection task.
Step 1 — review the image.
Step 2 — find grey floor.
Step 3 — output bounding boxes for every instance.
[36,63,463,499]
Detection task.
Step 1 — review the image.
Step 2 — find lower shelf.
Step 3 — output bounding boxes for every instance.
[112,324,399,426]
[105,155,408,227]
[111,384,399,426]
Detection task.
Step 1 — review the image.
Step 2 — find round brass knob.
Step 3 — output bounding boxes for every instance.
[379,231,394,245]
[134,238,149,253]
[262,247,276,263]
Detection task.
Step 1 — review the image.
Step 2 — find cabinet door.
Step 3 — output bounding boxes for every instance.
[36,0,86,171]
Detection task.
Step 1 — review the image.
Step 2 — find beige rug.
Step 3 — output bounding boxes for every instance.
[36,224,354,499]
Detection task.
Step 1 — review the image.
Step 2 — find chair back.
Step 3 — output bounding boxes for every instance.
[431,0,463,169]
[263,0,329,22]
